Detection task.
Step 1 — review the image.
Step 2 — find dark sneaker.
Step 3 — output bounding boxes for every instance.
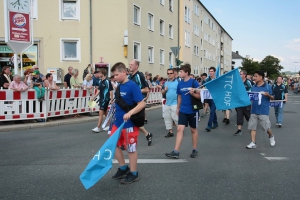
[120,172,139,184]
[225,119,230,124]
[278,124,282,128]
[146,133,153,146]
[190,150,198,158]
[144,119,148,124]
[165,132,174,138]
[222,118,226,123]
[233,130,242,136]
[211,123,218,129]
[112,166,130,180]
[165,151,179,159]
[206,126,211,132]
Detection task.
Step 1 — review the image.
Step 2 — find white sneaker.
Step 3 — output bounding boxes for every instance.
[103,126,109,131]
[246,142,257,149]
[270,136,275,147]
[276,123,279,126]
[198,118,201,122]
[92,127,101,133]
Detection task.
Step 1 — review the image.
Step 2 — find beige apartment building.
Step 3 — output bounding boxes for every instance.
[180,0,233,76]
[0,0,179,79]
[0,0,231,79]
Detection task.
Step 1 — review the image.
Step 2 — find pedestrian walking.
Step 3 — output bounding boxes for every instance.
[272,75,288,127]
[161,69,179,138]
[246,71,275,149]
[110,62,145,184]
[165,63,200,159]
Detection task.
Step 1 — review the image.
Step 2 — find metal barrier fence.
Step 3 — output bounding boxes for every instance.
[0,87,162,122]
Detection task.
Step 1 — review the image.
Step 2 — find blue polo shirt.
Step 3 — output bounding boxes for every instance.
[177,78,199,114]
[164,78,179,106]
[251,82,273,115]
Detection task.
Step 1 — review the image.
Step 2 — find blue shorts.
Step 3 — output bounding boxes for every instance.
[178,112,198,128]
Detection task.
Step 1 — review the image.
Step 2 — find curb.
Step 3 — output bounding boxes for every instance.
[0,105,162,132]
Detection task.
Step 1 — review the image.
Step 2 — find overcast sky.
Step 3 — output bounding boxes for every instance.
[200,0,300,72]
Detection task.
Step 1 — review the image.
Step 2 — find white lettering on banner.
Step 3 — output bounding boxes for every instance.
[223,75,233,106]
[92,149,112,160]
[126,127,134,133]
[104,149,112,160]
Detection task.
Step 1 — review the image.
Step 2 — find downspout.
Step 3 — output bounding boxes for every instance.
[89,0,92,64]
[178,0,180,58]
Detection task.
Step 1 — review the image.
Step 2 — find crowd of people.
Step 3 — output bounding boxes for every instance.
[0,61,291,185]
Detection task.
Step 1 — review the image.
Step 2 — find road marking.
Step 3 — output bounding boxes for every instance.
[260,153,266,156]
[113,159,188,164]
[265,157,289,161]
[292,103,300,104]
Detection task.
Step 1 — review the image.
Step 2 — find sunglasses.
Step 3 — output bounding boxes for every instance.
[167,73,174,75]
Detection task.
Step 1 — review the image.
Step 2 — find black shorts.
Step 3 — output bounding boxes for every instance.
[99,101,109,111]
[204,99,210,104]
[178,112,198,128]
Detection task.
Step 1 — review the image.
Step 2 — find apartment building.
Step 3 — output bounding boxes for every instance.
[0,0,231,78]
[0,0,178,77]
[180,0,233,76]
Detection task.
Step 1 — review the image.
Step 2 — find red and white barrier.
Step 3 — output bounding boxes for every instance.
[0,87,162,122]
[0,89,47,121]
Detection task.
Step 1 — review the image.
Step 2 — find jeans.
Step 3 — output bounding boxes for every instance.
[274,103,285,124]
[207,99,218,127]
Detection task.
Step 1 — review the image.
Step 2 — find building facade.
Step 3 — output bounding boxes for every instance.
[0,0,231,79]
[180,0,233,76]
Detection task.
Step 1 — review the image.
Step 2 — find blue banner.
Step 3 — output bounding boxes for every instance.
[215,64,221,78]
[80,122,125,190]
[204,68,251,110]
[269,101,283,107]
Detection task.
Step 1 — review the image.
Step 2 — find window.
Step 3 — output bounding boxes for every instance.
[160,19,164,35]
[61,38,81,61]
[169,0,173,11]
[148,46,154,63]
[148,13,154,31]
[160,49,165,65]
[194,4,199,16]
[169,52,173,66]
[193,45,199,56]
[201,20,203,32]
[184,6,190,23]
[185,30,190,47]
[133,5,141,25]
[194,24,199,36]
[61,0,80,20]
[160,0,164,5]
[31,0,38,19]
[133,42,141,61]
[169,24,173,39]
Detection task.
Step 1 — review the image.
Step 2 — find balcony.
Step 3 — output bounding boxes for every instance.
[221,63,224,69]
[221,50,224,56]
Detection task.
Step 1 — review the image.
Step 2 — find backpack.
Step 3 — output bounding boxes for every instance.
[115,85,145,127]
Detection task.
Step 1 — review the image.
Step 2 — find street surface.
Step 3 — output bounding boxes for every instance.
[1,93,300,200]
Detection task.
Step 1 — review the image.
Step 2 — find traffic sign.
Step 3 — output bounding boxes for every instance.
[170,46,181,58]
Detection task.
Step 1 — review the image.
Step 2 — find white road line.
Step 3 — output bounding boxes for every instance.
[265,157,289,161]
[113,159,188,164]
[260,153,266,156]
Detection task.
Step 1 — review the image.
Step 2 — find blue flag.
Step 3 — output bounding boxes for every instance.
[79,122,125,190]
[204,68,251,110]
[215,64,221,78]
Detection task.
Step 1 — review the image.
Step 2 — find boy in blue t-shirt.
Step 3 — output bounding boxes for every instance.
[246,71,275,149]
[110,62,145,184]
[165,64,200,159]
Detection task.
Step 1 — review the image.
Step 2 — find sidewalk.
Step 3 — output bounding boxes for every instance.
[0,105,162,132]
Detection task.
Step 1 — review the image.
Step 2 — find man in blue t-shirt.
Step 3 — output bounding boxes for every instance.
[92,68,113,133]
[165,63,200,159]
[205,67,218,131]
[92,70,101,87]
[247,71,275,149]
[128,60,153,146]
[109,62,145,184]
[161,68,179,138]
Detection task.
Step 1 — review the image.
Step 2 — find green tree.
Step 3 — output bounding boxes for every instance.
[259,55,283,79]
[240,58,260,75]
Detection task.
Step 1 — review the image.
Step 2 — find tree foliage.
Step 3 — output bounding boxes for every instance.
[259,55,283,79]
[240,58,260,75]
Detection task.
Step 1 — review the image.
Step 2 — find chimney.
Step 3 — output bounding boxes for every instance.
[236,51,239,55]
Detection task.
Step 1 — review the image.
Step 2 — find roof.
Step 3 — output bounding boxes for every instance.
[232,51,244,59]
[197,1,233,40]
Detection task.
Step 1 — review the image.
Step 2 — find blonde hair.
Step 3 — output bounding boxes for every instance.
[71,68,79,76]
[85,73,93,81]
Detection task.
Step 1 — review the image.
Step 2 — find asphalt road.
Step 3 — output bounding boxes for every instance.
[1,93,300,200]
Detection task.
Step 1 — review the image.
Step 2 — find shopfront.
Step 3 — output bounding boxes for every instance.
[0,45,38,75]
